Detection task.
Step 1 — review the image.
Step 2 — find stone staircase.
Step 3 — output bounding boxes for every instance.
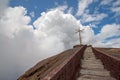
[77,47,116,80]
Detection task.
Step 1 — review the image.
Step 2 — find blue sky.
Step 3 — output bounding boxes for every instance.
[9,0,79,25]
[9,0,120,35]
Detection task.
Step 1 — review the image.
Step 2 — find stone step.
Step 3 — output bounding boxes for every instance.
[84,51,93,53]
[80,69,110,77]
[82,62,103,66]
[83,52,94,54]
[82,63,104,69]
[84,55,95,58]
[84,52,93,53]
[84,56,95,58]
[77,75,116,80]
[85,49,92,51]
[81,67,107,71]
[83,57,97,60]
[82,60,102,64]
[82,59,101,62]
[77,47,116,80]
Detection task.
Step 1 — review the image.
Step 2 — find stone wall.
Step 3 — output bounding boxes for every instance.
[42,45,86,80]
[92,47,120,80]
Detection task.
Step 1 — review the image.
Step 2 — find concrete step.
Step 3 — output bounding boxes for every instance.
[82,60,102,64]
[80,69,110,77]
[81,67,107,71]
[85,50,93,52]
[83,58,97,60]
[77,47,116,80]
[77,75,116,80]
[82,59,101,62]
[82,63,103,66]
[83,53,94,55]
[82,62,103,66]
[82,63,104,69]
[84,56,96,59]
[85,49,93,52]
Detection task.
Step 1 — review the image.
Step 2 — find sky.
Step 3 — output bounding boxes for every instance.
[0,0,120,80]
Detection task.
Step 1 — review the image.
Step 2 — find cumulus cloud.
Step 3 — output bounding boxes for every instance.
[0,6,41,80]
[33,9,81,49]
[0,6,94,80]
[0,7,31,37]
[0,0,9,16]
[79,26,95,45]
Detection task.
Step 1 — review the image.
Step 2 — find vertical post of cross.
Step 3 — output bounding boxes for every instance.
[77,29,84,45]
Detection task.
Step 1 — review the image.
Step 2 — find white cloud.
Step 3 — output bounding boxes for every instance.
[50,5,68,12]
[67,7,73,14]
[96,24,120,40]
[106,38,120,48]
[112,0,120,7]
[93,37,120,48]
[81,13,107,23]
[0,6,40,80]
[29,11,35,18]
[111,7,120,16]
[76,0,107,24]
[93,24,120,47]
[53,5,73,14]
[0,0,9,16]
[111,0,120,17]
[0,6,90,80]
[113,8,120,14]
[33,9,82,49]
[76,0,93,16]
[0,6,31,37]
[100,0,113,5]
[0,6,97,80]
[81,26,95,44]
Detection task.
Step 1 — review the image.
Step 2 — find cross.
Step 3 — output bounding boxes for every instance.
[76,28,84,45]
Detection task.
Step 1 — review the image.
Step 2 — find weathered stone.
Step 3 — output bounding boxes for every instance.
[77,47,116,80]
[77,75,116,80]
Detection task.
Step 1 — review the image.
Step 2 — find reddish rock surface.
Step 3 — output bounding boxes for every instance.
[18,47,81,80]
[96,48,120,58]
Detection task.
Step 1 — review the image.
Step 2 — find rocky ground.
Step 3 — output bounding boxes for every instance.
[18,47,80,80]
[18,47,120,80]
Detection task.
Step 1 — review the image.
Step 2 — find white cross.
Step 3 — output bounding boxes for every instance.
[76,28,84,45]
